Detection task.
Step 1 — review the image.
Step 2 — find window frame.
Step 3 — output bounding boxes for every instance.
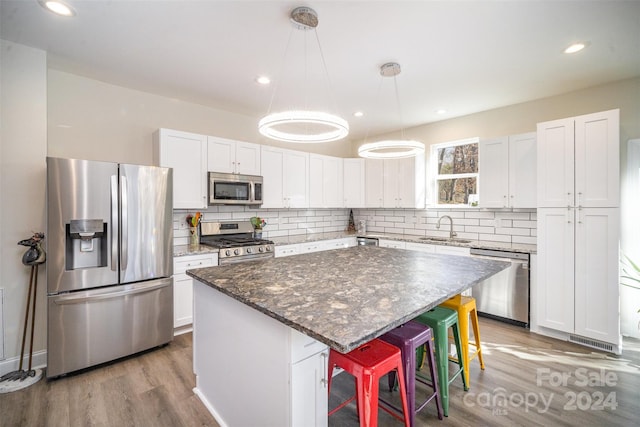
[429,137,480,207]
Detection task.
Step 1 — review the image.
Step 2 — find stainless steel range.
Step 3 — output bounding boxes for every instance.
[200,220,274,265]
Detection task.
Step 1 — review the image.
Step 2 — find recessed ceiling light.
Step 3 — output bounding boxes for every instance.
[353,111,364,118]
[435,109,448,115]
[255,76,271,85]
[39,0,76,17]
[564,42,588,54]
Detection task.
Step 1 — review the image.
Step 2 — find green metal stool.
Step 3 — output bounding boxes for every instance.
[414,306,467,417]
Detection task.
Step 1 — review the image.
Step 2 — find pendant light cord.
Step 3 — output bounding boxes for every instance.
[264,26,295,116]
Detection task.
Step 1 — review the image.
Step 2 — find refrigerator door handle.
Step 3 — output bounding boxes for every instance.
[110,175,119,271]
[120,175,128,270]
[51,279,171,305]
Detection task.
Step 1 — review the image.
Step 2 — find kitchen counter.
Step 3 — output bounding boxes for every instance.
[173,243,218,257]
[187,245,509,353]
[272,230,536,254]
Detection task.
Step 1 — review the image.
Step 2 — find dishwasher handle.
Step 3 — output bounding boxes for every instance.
[469,252,529,270]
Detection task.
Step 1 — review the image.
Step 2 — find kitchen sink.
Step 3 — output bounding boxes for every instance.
[419,237,472,244]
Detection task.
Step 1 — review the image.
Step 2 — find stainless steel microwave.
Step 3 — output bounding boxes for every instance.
[208,172,263,206]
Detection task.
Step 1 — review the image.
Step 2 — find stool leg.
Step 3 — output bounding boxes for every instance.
[425,338,444,420]
[457,308,471,387]
[357,371,377,427]
[471,307,485,370]
[394,363,411,427]
[433,323,451,417]
[403,347,415,427]
[451,323,469,391]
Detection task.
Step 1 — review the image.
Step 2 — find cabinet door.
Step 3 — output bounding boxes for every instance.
[396,157,418,208]
[235,141,261,175]
[574,109,619,207]
[365,159,384,207]
[309,154,342,208]
[537,118,575,208]
[261,146,285,208]
[536,208,575,333]
[479,137,509,208]
[284,150,309,208]
[574,208,620,343]
[379,239,406,249]
[383,159,399,208]
[174,275,194,328]
[154,129,207,209]
[509,133,537,208]
[343,158,365,207]
[405,242,436,253]
[207,136,235,173]
[291,351,329,427]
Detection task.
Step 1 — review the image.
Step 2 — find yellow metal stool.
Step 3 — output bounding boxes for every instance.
[439,294,484,386]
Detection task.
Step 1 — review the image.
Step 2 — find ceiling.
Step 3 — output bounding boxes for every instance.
[2,0,639,141]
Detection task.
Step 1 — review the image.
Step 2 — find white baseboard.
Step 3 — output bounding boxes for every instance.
[193,386,228,427]
[0,350,47,377]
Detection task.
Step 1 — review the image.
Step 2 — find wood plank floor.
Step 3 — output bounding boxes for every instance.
[1,318,638,427]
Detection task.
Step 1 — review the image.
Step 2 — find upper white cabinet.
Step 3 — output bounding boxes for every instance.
[309,154,343,208]
[537,109,619,208]
[364,159,384,207]
[365,155,426,208]
[153,128,208,209]
[207,136,261,175]
[479,132,536,208]
[343,158,365,208]
[261,146,309,208]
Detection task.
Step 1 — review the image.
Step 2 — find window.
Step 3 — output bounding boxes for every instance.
[431,137,479,205]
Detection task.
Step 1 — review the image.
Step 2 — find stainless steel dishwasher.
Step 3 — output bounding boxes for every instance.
[470,248,530,327]
[357,237,379,246]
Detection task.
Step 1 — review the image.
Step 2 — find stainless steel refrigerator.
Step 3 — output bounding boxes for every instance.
[46,157,174,378]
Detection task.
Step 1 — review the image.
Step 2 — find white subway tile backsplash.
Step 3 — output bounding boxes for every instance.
[173,206,536,248]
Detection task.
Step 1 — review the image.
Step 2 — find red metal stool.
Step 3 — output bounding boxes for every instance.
[328,338,411,427]
[380,321,443,426]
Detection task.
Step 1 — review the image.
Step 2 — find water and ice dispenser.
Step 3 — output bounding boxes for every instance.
[65,219,108,270]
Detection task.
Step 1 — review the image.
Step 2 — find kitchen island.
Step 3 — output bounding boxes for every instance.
[187,246,509,427]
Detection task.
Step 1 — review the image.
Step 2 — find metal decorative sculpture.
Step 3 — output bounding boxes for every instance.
[0,232,46,387]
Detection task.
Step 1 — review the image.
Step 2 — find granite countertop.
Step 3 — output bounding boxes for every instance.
[187,246,509,353]
[173,244,219,257]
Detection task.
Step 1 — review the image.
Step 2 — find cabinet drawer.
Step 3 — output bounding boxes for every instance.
[405,242,436,253]
[379,239,406,249]
[324,237,357,250]
[300,242,325,254]
[291,329,328,363]
[435,246,470,256]
[174,254,216,275]
[275,244,300,257]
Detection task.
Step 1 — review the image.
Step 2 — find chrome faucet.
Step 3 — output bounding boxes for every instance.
[436,215,457,239]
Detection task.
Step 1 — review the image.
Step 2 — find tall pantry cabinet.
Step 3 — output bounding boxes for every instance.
[536,109,620,353]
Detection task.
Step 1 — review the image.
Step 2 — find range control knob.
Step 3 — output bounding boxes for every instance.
[225,250,231,257]
[247,248,253,254]
[265,246,271,252]
[234,249,240,255]
[258,247,264,253]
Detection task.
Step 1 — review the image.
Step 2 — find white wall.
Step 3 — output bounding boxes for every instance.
[0,41,47,371]
[47,70,353,164]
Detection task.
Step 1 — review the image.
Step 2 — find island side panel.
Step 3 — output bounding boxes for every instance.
[193,280,291,427]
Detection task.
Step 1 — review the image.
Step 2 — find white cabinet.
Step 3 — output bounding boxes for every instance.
[479,132,536,208]
[323,237,357,250]
[365,156,426,208]
[261,146,309,208]
[365,159,384,207]
[537,109,619,208]
[309,154,343,208]
[300,241,325,254]
[536,109,620,351]
[405,242,436,253]
[173,253,217,330]
[379,239,406,249]
[291,348,329,427]
[193,282,328,427]
[207,136,261,175]
[275,244,300,258]
[343,158,365,208]
[435,245,470,256]
[153,128,208,209]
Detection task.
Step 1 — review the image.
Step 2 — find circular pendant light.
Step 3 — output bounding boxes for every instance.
[358,62,424,159]
[258,7,349,144]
